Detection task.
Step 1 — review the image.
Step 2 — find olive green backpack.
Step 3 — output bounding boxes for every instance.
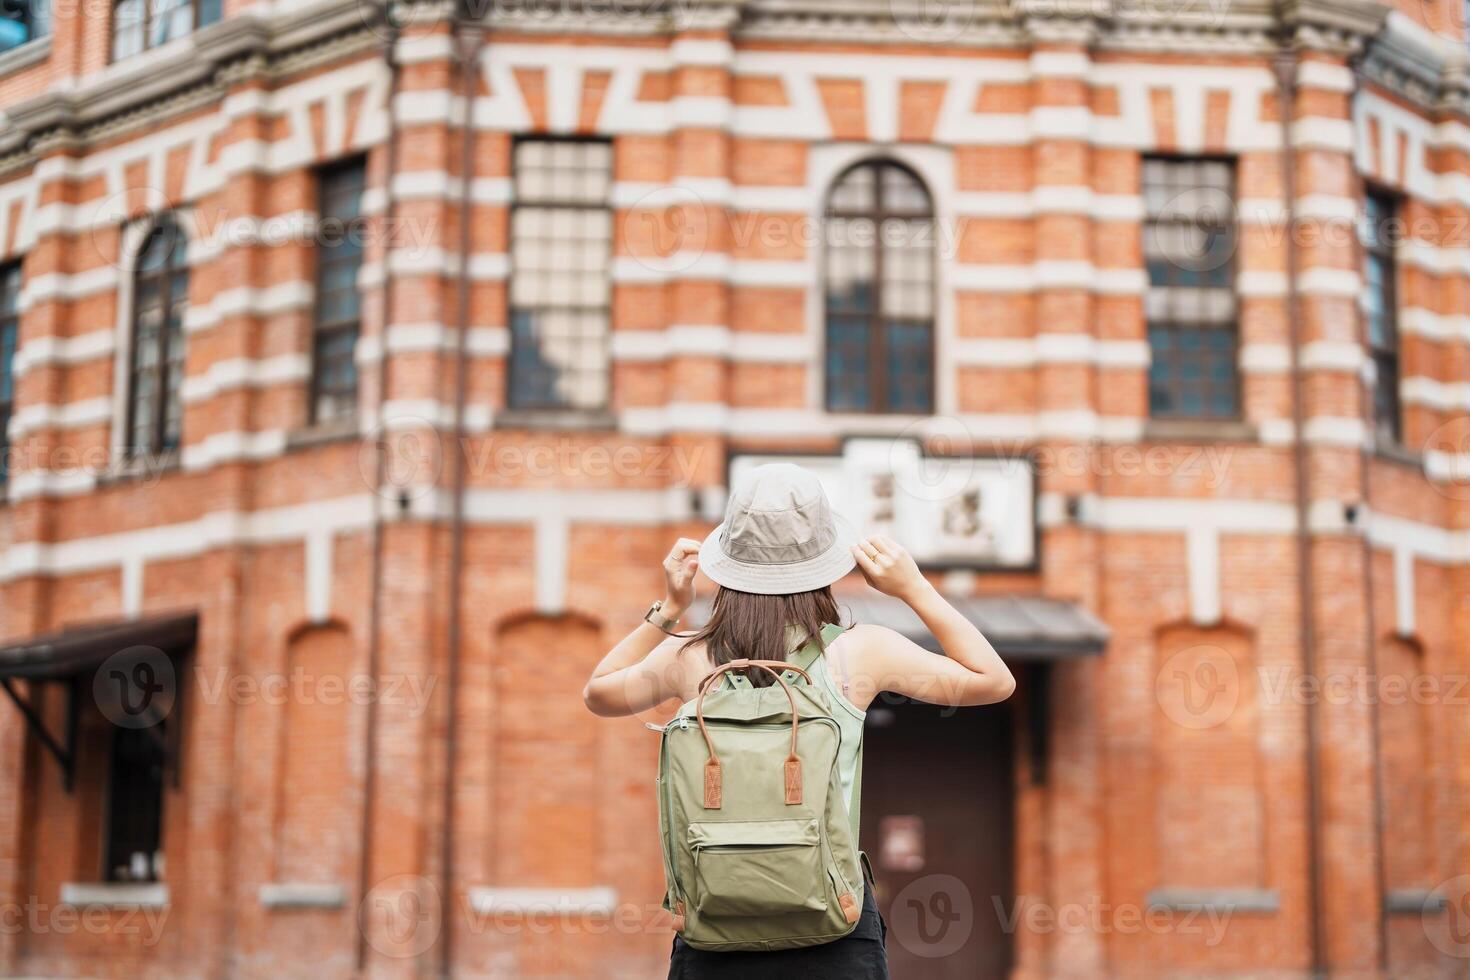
[655,623,865,951]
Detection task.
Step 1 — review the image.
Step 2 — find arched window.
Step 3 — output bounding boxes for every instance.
[127,219,188,458]
[824,160,935,414]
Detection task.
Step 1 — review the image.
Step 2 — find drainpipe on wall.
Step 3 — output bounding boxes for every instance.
[358,5,403,973]
[1272,44,1328,980]
[441,7,486,978]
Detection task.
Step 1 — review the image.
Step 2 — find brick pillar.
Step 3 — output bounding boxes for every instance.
[1289,46,1385,973]
[1024,19,1108,978]
[657,16,736,490]
[0,579,44,973]
[358,27,457,980]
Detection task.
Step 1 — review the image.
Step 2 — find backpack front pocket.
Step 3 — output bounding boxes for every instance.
[687,818,828,917]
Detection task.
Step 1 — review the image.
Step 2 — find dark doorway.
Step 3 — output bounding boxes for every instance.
[860,696,1015,980]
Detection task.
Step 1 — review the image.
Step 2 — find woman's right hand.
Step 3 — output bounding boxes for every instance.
[661,537,701,617]
[851,535,929,602]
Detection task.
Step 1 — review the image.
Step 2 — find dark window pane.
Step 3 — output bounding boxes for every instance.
[105,726,166,882]
[311,159,366,423]
[886,321,933,413]
[0,263,19,483]
[128,220,188,457]
[1362,190,1401,443]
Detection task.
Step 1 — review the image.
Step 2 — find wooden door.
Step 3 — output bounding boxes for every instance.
[859,697,1015,980]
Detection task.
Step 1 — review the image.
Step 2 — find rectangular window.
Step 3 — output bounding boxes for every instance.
[1143,157,1240,420]
[111,0,220,62]
[0,0,49,52]
[311,158,367,424]
[509,139,612,412]
[104,725,167,882]
[0,263,17,486]
[1362,189,1401,445]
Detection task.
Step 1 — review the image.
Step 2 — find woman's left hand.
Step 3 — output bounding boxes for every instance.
[661,538,701,616]
[851,535,928,601]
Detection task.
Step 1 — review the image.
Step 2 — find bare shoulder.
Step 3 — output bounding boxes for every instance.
[829,622,904,666]
[666,635,714,699]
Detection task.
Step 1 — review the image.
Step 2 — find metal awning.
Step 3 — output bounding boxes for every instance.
[0,613,198,680]
[689,593,1107,660]
[0,613,197,791]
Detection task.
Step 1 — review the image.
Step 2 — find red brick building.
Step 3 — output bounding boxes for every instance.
[0,0,1467,976]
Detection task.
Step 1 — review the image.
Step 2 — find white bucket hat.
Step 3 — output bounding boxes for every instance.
[699,463,860,594]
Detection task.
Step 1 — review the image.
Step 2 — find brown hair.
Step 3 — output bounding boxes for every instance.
[681,585,841,686]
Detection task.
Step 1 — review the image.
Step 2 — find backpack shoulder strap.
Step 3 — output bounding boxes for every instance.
[714,623,847,689]
[785,622,846,678]
[787,623,863,840]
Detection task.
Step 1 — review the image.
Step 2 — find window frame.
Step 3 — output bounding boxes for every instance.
[310,155,368,426]
[110,0,218,63]
[821,157,938,415]
[506,134,614,414]
[1361,183,1403,446]
[1141,153,1242,423]
[125,217,188,460]
[0,261,19,488]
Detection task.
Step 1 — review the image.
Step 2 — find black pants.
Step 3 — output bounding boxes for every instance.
[667,886,888,980]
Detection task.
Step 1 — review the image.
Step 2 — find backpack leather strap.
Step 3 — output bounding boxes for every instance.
[694,659,812,809]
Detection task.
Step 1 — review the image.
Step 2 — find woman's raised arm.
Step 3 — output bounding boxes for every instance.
[845,535,1016,708]
[582,537,701,717]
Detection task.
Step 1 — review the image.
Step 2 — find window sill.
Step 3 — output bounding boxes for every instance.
[1145,888,1278,914]
[1371,440,1423,471]
[494,408,618,432]
[285,419,360,451]
[60,882,169,908]
[1385,888,1448,915]
[1143,419,1257,443]
[0,36,50,78]
[467,886,618,916]
[94,451,181,489]
[259,882,347,910]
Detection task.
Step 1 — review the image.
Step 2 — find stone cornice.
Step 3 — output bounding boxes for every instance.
[0,0,381,175]
[1279,0,1387,54]
[1357,11,1470,117]
[1,0,1467,176]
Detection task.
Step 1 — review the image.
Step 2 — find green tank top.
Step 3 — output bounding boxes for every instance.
[786,623,866,825]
